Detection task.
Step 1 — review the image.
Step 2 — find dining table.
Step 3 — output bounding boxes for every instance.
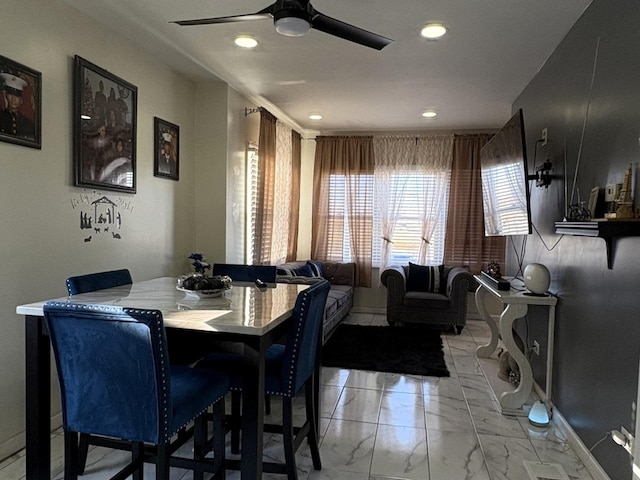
[16,276,308,480]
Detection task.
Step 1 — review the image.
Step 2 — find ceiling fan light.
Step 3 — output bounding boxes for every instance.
[275,16,311,37]
[421,23,447,39]
[234,35,258,49]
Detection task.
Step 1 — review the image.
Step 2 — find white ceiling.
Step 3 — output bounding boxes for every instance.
[59,0,592,134]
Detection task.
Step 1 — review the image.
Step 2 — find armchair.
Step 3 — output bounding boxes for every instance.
[380,265,476,333]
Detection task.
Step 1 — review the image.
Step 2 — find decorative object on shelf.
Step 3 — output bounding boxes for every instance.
[523,263,550,296]
[188,253,211,275]
[73,56,137,193]
[0,55,42,149]
[153,117,179,181]
[567,201,591,221]
[614,164,634,219]
[604,183,621,217]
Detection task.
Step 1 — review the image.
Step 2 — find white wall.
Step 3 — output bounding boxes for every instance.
[0,0,253,459]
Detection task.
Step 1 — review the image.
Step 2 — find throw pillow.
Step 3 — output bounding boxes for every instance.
[291,264,315,277]
[406,263,443,293]
[307,260,323,277]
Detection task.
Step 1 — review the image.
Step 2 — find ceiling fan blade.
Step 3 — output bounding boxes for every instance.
[311,11,392,50]
[173,4,275,26]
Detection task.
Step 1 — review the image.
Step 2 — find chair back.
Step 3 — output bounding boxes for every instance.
[66,269,132,295]
[212,263,277,284]
[281,280,330,395]
[43,302,172,444]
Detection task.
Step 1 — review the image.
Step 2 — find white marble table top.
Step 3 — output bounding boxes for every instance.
[16,277,308,336]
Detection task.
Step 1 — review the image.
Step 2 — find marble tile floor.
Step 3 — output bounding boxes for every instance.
[0,314,596,480]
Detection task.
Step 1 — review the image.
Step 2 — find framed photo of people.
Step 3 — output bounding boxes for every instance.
[153,117,179,181]
[73,55,137,193]
[0,55,42,149]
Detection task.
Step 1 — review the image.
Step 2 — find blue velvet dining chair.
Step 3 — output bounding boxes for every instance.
[65,268,134,473]
[197,279,330,480]
[66,268,133,295]
[43,302,229,480]
[211,263,277,285]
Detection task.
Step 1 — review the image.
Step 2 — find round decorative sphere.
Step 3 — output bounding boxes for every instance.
[523,263,550,294]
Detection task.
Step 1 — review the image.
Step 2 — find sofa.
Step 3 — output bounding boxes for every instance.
[380,264,476,334]
[276,260,355,343]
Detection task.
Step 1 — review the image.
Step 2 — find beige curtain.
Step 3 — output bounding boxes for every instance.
[443,134,505,273]
[312,136,374,287]
[253,108,277,265]
[287,130,301,261]
[270,120,293,265]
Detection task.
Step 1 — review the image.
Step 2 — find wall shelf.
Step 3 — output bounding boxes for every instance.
[554,220,640,269]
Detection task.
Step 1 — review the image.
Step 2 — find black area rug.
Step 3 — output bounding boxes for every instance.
[322,324,449,377]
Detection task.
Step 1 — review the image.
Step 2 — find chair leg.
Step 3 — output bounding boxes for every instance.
[76,433,90,475]
[305,380,322,470]
[230,390,241,454]
[63,431,79,480]
[193,415,207,480]
[212,400,226,480]
[132,442,144,480]
[156,443,170,480]
[282,397,298,480]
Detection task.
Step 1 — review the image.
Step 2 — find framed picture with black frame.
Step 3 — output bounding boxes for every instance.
[0,55,42,149]
[153,117,179,181]
[73,55,137,193]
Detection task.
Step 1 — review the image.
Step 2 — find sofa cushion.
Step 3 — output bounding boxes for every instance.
[406,263,444,293]
[404,291,450,309]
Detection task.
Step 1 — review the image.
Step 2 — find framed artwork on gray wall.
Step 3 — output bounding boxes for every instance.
[153,117,179,181]
[73,55,137,193]
[0,55,42,149]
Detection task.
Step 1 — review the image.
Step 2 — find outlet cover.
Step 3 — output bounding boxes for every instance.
[524,461,570,480]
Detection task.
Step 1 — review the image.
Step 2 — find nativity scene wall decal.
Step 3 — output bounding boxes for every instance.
[71,191,133,243]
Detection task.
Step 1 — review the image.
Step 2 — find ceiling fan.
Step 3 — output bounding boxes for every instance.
[173,0,393,50]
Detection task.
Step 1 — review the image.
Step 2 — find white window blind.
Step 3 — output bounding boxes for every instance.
[326,174,375,262]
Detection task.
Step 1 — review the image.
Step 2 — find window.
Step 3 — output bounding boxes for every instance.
[324,173,374,262]
[372,172,448,266]
[325,171,448,267]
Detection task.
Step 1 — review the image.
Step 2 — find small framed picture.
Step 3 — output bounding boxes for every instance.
[73,55,137,193]
[0,55,42,149]
[153,117,179,181]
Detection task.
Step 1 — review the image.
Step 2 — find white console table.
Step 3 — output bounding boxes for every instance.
[474,274,557,416]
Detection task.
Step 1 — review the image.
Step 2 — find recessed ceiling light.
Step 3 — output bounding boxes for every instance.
[422,110,437,118]
[234,35,258,49]
[421,23,447,39]
[308,113,323,121]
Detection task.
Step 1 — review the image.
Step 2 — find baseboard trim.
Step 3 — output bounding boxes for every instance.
[532,383,610,480]
[350,306,386,315]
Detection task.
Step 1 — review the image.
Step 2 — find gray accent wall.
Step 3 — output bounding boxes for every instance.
[510,1,640,477]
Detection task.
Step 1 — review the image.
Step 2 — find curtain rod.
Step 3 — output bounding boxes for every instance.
[244,107,260,116]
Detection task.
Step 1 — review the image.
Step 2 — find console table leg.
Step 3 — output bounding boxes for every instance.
[475,286,499,358]
[499,303,532,411]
